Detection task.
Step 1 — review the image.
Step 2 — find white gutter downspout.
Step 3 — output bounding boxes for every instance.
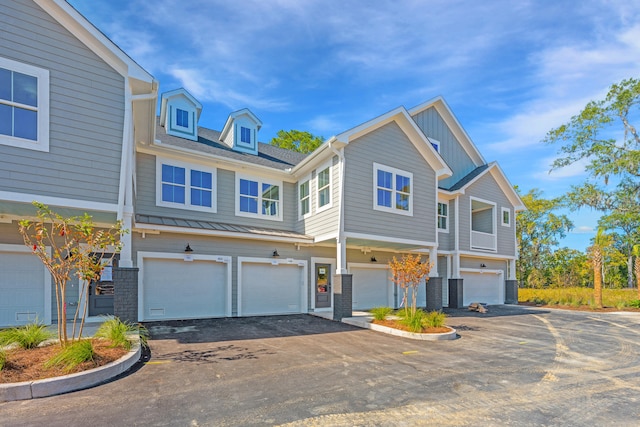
[329,138,347,275]
[453,195,460,278]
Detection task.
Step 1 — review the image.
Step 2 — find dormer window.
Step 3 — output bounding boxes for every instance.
[176,108,189,128]
[240,126,251,144]
[220,108,262,155]
[160,89,202,142]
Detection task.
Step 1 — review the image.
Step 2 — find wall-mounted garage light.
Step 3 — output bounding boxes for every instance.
[370,256,377,263]
[480,263,487,268]
[185,244,193,253]
[272,249,280,258]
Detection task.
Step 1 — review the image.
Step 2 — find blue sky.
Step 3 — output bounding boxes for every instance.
[69,0,640,251]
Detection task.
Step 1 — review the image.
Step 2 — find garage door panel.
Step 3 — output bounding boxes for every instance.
[241,263,304,316]
[0,252,46,327]
[462,272,503,306]
[143,259,227,320]
[350,267,392,310]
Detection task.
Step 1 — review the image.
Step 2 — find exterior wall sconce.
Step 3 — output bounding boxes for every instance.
[272,249,280,258]
[185,244,193,253]
[370,256,377,262]
[480,263,487,268]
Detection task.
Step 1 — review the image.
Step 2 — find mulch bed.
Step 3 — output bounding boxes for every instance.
[0,339,127,384]
[372,319,451,334]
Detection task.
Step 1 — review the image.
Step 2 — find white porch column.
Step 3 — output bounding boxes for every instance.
[429,247,438,277]
[119,208,133,268]
[336,236,348,275]
[508,259,516,280]
[452,253,461,278]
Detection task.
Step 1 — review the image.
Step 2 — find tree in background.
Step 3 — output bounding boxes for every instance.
[588,228,609,308]
[516,187,573,287]
[633,245,640,299]
[19,202,124,346]
[546,248,590,288]
[269,129,324,154]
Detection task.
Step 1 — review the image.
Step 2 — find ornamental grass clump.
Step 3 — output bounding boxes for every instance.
[424,310,446,328]
[370,307,393,321]
[94,317,148,350]
[397,308,426,333]
[0,321,54,350]
[45,339,95,373]
[0,350,6,371]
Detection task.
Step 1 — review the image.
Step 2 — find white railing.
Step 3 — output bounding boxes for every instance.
[471,230,496,250]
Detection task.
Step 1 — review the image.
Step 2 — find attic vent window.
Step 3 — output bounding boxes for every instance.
[176,108,189,128]
[240,126,251,144]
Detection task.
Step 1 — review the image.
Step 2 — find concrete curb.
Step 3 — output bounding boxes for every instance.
[0,342,141,403]
[342,317,457,341]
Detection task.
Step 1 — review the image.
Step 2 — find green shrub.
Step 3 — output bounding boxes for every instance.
[399,309,426,333]
[94,317,148,350]
[0,321,54,349]
[424,311,447,328]
[370,307,393,321]
[628,300,640,308]
[0,350,6,371]
[45,339,94,372]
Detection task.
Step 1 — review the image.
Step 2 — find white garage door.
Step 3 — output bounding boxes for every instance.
[0,251,47,327]
[240,262,306,316]
[350,266,393,310]
[142,258,228,321]
[461,271,503,306]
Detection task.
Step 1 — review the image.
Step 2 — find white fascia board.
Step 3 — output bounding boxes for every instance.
[0,191,118,213]
[35,0,154,83]
[133,223,313,244]
[138,143,297,183]
[344,232,437,248]
[458,250,517,260]
[408,96,486,166]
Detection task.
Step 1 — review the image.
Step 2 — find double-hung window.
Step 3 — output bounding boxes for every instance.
[316,163,332,212]
[156,158,216,212]
[501,207,511,227]
[240,126,251,144]
[437,201,448,232]
[373,163,413,216]
[236,174,282,221]
[0,57,49,151]
[176,108,189,128]
[299,178,310,218]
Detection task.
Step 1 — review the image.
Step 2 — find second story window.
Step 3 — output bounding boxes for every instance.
[236,174,282,221]
[156,158,216,212]
[501,207,511,227]
[299,179,310,218]
[240,126,251,144]
[373,163,413,216]
[437,201,448,232]
[316,163,331,211]
[176,108,189,128]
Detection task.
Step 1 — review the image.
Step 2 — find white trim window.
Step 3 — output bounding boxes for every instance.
[240,126,251,144]
[316,162,332,212]
[176,108,189,128]
[373,163,413,216]
[236,174,283,221]
[437,200,449,232]
[501,207,511,227]
[156,158,216,212]
[0,57,49,152]
[298,177,311,219]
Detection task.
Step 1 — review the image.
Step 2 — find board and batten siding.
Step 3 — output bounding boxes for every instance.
[412,107,477,190]
[343,122,437,243]
[0,0,125,204]
[296,155,340,238]
[132,233,336,316]
[136,153,298,231]
[458,172,516,256]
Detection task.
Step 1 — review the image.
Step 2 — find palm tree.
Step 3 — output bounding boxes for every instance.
[589,228,608,308]
[633,245,640,299]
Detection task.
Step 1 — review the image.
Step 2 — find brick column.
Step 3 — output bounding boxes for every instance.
[505,280,519,304]
[332,274,353,321]
[426,277,443,311]
[113,267,139,323]
[448,278,464,309]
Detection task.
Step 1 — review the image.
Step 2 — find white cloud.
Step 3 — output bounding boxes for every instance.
[532,156,589,181]
[571,226,594,234]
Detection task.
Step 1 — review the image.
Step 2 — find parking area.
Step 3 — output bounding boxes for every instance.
[2,306,640,426]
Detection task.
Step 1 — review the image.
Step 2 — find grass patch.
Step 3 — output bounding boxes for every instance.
[45,339,95,373]
[424,311,447,328]
[94,317,148,350]
[0,321,54,350]
[0,350,6,371]
[370,307,393,321]
[519,287,640,308]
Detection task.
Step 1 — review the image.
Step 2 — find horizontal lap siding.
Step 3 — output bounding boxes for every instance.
[412,107,477,189]
[464,173,516,256]
[437,199,454,251]
[136,153,298,231]
[344,122,436,243]
[297,155,340,237]
[0,1,125,204]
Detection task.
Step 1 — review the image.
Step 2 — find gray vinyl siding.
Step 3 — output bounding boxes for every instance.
[0,0,125,204]
[343,122,437,243]
[460,257,507,275]
[132,233,336,316]
[412,107,477,189]
[135,153,298,231]
[437,199,454,251]
[296,155,340,237]
[459,172,516,256]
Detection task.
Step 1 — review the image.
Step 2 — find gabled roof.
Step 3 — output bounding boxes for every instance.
[219,108,263,141]
[159,88,203,126]
[409,96,486,166]
[441,162,525,210]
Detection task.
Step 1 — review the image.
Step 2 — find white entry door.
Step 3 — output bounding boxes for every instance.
[349,265,393,310]
[461,271,503,306]
[142,257,229,321]
[0,248,50,327]
[239,260,307,316]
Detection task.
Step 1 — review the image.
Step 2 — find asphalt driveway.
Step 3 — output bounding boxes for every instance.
[2,305,640,426]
